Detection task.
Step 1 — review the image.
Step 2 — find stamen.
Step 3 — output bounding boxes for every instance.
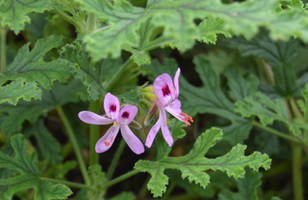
[180,112,193,125]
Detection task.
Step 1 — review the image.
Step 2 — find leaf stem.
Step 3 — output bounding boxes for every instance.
[52,5,82,31]
[89,100,100,166]
[56,105,90,185]
[104,58,134,92]
[291,144,304,200]
[102,169,139,189]
[162,181,176,200]
[0,24,6,74]
[106,139,126,180]
[42,178,96,191]
[251,120,304,146]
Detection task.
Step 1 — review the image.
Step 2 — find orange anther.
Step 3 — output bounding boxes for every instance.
[185,121,191,126]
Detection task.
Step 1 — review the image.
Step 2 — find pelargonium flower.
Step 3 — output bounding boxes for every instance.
[78,93,144,154]
[145,68,193,148]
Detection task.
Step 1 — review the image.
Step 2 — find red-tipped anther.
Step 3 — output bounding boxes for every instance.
[184,121,191,126]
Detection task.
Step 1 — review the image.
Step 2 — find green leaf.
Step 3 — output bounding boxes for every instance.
[0,80,87,135]
[0,35,77,93]
[197,18,232,44]
[235,92,308,136]
[77,0,308,61]
[0,0,51,34]
[135,128,271,197]
[224,66,259,102]
[23,118,62,164]
[87,164,107,199]
[108,192,136,200]
[59,42,106,100]
[218,168,262,200]
[0,134,72,200]
[123,44,150,66]
[228,32,298,96]
[0,79,41,105]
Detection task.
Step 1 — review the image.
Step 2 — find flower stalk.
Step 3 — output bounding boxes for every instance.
[56,105,90,185]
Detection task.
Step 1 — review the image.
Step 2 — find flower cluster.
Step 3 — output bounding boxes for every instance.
[78,68,193,154]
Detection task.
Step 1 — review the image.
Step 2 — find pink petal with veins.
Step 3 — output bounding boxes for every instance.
[78,111,114,125]
[121,125,144,154]
[104,93,120,120]
[117,105,138,125]
[95,125,120,153]
[154,73,176,107]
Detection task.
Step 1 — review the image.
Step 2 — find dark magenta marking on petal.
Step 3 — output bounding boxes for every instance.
[110,104,116,112]
[162,85,171,96]
[122,111,129,118]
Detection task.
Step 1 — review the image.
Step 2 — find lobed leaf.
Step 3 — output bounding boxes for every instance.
[0,35,77,100]
[59,42,106,100]
[76,0,308,61]
[0,80,87,135]
[0,79,41,105]
[228,31,299,96]
[0,0,51,34]
[135,128,271,197]
[0,134,72,199]
[87,164,107,199]
[23,118,62,164]
[235,92,308,136]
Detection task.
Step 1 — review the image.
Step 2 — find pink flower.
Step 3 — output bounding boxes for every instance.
[145,68,193,148]
[78,93,144,154]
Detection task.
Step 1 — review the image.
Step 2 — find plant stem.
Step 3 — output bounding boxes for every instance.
[104,58,134,92]
[290,98,305,122]
[251,120,304,145]
[89,100,100,166]
[291,144,304,200]
[102,170,139,189]
[56,106,90,185]
[106,139,126,180]
[162,181,176,200]
[43,178,95,191]
[0,25,6,74]
[52,5,82,30]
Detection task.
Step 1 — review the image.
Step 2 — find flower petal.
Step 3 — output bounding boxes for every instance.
[145,108,163,148]
[117,105,138,125]
[121,125,144,154]
[159,106,173,146]
[95,125,120,153]
[154,73,176,106]
[78,111,114,125]
[104,93,120,120]
[164,99,185,122]
[174,68,181,98]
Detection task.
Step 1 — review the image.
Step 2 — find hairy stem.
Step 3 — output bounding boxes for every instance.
[106,139,126,180]
[290,98,305,122]
[291,144,304,200]
[89,100,100,166]
[251,120,304,145]
[52,5,82,31]
[43,178,95,191]
[102,170,139,189]
[162,181,176,200]
[0,25,6,74]
[56,106,90,185]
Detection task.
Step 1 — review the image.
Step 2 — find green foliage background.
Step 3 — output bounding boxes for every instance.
[1,0,308,200]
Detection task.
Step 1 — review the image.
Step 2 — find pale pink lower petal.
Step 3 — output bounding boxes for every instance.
[117,105,138,125]
[104,93,120,120]
[121,125,144,154]
[95,125,120,153]
[78,111,114,125]
[159,106,173,146]
[154,73,176,106]
[174,68,181,98]
[145,109,163,148]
